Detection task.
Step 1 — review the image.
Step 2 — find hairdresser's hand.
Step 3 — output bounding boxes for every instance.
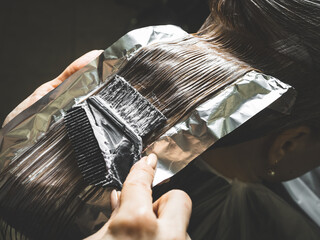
[85,154,192,240]
[2,50,103,127]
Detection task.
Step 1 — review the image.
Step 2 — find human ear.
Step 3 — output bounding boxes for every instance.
[266,126,312,179]
[268,126,311,164]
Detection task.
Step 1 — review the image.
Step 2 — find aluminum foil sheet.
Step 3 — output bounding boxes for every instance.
[0,25,296,236]
[147,72,294,185]
[0,25,188,169]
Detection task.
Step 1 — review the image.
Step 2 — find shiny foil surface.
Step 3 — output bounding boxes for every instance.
[0,25,296,235]
[146,72,294,185]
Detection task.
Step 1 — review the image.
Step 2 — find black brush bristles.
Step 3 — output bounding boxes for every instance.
[64,107,112,186]
[64,75,166,188]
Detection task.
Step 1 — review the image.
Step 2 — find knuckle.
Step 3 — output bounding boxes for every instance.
[109,212,157,236]
[108,217,136,235]
[125,163,154,184]
[134,212,157,229]
[123,180,152,194]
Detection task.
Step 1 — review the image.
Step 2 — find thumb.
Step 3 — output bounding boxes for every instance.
[53,49,103,87]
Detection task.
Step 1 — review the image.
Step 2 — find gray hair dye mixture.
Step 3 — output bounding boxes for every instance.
[1,0,320,239]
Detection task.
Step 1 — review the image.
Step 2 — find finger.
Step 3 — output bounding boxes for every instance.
[119,154,157,216]
[39,50,103,92]
[111,190,119,211]
[108,154,158,237]
[2,50,103,127]
[110,190,121,211]
[153,190,192,234]
[55,50,103,84]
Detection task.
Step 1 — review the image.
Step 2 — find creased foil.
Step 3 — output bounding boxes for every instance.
[0,25,187,169]
[146,72,295,185]
[0,25,295,236]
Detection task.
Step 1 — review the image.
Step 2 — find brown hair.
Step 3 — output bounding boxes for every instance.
[0,36,252,239]
[1,0,320,239]
[199,0,320,143]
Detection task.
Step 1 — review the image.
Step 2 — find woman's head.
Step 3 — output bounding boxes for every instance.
[199,0,320,182]
[199,0,320,144]
[0,36,254,239]
[204,0,320,67]
[1,0,320,239]
[200,0,320,104]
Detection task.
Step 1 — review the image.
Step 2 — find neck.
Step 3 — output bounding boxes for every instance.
[201,137,267,183]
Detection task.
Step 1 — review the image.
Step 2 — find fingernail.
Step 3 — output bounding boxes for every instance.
[111,189,119,210]
[146,153,157,169]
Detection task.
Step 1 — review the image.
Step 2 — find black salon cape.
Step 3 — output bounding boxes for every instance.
[153,160,320,240]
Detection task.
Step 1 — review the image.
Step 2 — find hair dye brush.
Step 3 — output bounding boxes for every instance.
[64,75,166,189]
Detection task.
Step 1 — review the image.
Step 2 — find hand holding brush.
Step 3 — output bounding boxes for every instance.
[3,52,192,240]
[85,153,192,240]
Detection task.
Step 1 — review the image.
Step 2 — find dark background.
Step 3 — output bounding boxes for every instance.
[0,0,209,125]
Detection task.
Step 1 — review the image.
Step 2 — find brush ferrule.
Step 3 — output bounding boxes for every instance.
[65,75,166,188]
[88,96,142,147]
